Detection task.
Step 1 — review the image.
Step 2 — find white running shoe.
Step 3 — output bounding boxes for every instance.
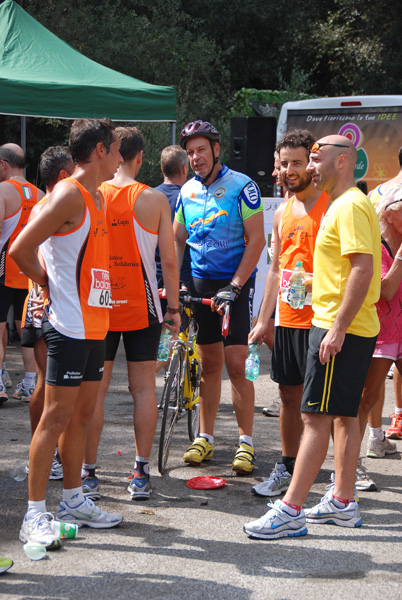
[252,463,292,497]
[355,458,377,491]
[127,475,152,500]
[19,512,61,549]
[49,455,63,480]
[0,380,8,405]
[366,436,397,459]
[304,490,362,527]
[13,381,34,403]
[57,497,123,528]
[2,370,12,389]
[243,499,307,539]
[262,397,281,418]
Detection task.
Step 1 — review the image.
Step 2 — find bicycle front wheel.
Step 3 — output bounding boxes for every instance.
[158,349,183,474]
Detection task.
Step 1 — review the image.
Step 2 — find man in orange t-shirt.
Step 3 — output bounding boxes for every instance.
[0,143,44,403]
[249,129,330,498]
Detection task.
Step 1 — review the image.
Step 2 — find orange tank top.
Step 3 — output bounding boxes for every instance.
[1,181,38,288]
[277,191,329,329]
[100,181,163,331]
[41,179,110,340]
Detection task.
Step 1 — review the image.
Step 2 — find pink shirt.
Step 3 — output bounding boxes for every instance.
[376,242,402,344]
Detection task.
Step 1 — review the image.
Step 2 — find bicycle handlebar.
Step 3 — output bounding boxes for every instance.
[158,289,230,337]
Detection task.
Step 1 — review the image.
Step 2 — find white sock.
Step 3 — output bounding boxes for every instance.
[395,407,402,415]
[199,433,213,444]
[27,499,46,519]
[23,372,36,386]
[369,427,385,441]
[239,435,253,447]
[63,486,85,507]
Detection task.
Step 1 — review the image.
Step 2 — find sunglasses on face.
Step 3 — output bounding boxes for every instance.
[309,142,349,153]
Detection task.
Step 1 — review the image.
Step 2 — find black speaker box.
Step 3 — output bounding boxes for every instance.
[230,116,276,182]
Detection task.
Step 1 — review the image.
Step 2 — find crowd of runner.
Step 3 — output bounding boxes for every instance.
[0,117,401,571]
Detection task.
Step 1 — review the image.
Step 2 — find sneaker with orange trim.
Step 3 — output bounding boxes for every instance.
[385,413,402,439]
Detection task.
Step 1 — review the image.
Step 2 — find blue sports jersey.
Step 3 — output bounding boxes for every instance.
[175,164,262,279]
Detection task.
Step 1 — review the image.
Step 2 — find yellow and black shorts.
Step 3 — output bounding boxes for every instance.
[301,325,376,417]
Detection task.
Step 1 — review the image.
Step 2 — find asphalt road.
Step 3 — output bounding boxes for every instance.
[0,341,401,600]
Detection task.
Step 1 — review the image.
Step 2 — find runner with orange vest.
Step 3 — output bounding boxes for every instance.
[249,129,331,499]
[0,143,44,403]
[10,118,124,550]
[82,126,180,502]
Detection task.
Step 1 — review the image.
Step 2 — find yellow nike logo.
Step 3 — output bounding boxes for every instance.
[307,401,320,406]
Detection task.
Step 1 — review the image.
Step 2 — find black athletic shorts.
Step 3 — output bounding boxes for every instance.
[21,325,43,348]
[42,316,106,387]
[105,323,162,362]
[0,286,28,322]
[301,325,377,417]
[271,326,310,386]
[190,277,254,346]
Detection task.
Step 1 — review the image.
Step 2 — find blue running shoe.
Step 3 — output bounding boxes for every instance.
[127,475,152,500]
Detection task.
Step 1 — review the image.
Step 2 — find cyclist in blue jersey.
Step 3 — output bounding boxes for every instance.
[174,120,265,474]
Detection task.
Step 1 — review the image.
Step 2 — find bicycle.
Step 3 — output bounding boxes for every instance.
[157,291,230,474]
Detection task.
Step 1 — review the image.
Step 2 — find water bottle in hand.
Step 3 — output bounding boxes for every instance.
[245,342,260,381]
[157,327,172,361]
[288,261,306,309]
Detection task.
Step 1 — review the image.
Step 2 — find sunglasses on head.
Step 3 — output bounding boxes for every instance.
[309,142,349,153]
[385,198,402,210]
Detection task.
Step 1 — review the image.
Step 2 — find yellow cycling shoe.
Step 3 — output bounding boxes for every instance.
[183,437,213,465]
[232,442,256,475]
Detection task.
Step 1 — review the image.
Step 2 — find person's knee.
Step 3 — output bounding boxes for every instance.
[279,384,303,407]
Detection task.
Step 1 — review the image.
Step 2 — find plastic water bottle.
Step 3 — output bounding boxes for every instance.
[288,261,306,309]
[157,327,172,361]
[245,342,260,381]
[10,459,29,482]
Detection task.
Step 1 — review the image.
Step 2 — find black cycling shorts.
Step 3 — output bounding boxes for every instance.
[190,277,255,346]
[271,326,310,386]
[105,323,162,362]
[42,316,106,387]
[0,286,27,322]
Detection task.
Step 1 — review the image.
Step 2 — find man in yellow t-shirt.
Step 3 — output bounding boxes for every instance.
[243,135,381,540]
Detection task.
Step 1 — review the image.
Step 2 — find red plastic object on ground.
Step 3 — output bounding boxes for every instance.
[186,476,226,489]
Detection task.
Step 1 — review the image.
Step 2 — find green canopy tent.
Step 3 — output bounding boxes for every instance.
[0,0,177,149]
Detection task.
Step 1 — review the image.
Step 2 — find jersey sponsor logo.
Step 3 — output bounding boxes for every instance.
[189,209,228,240]
[111,218,129,227]
[214,187,226,199]
[63,371,82,380]
[241,182,261,209]
[190,192,196,199]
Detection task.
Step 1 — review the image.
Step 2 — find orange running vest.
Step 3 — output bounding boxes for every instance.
[0,180,38,288]
[99,181,163,331]
[276,191,329,329]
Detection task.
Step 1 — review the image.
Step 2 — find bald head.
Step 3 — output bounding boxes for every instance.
[0,143,26,170]
[317,135,357,165]
[307,134,358,200]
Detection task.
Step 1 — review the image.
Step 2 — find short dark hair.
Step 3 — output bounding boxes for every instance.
[69,118,116,163]
[0,146,26,169]
[39,146,74,189]
[160,145,188,178]
[398,145,402,167]
[276,128,315,154]
[115,127,144,162]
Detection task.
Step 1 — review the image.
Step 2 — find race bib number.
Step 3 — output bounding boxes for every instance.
[88,269,112,308]
[279,268,313,306]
